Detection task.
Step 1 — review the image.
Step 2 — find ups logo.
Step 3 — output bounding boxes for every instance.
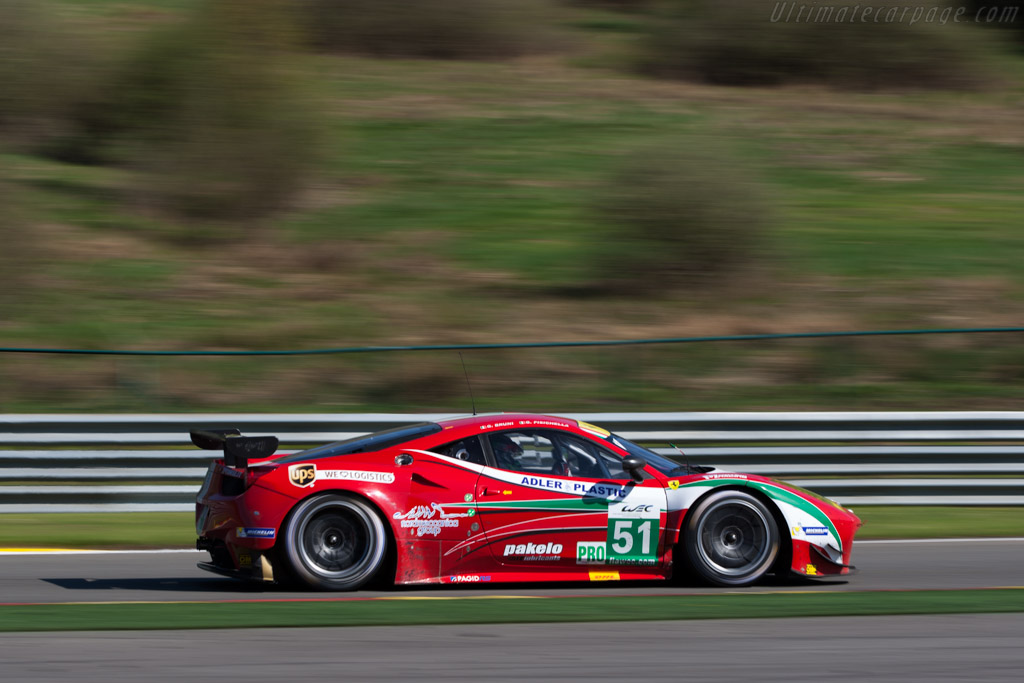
[288,463,316,488]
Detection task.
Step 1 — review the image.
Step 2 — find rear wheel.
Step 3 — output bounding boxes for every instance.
[283,494,388,590]
[683,489,779,587]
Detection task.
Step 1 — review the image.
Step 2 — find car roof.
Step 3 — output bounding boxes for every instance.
[435,413,579,430]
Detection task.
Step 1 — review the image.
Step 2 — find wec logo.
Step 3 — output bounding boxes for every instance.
[288,463,316,488]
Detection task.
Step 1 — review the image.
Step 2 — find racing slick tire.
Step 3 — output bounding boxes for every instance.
[683,489,779,587]
[282,493,388,591]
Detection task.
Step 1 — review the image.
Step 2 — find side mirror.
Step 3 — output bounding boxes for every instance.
[621,455,646,482]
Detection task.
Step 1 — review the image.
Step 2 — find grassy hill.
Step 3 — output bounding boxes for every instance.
[2,1,1024,413]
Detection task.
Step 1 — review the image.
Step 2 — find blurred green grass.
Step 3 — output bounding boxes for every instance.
[854,506,1024,539]
[0,512,195,549]
[2,1,1024,412]
[2,589,1023,631]
[0,507,1020,549]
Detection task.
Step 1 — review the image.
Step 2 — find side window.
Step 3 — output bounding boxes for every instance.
[550,433,606,478]
[434,436,486,465]
[553,433,631,479]
[487,431,558,474]
[487,430,632,480]
[594,446,628,479]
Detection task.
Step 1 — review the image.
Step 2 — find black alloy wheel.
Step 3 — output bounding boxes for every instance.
[283,494,388,590]
[683,489,779,587]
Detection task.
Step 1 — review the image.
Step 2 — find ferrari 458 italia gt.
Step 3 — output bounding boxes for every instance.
[194,413,860,589]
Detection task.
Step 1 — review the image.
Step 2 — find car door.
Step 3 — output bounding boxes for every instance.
[474,429,667,571]
[391,435,485,543]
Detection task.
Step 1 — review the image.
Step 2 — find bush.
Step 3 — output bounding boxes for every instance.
[964,1,1024,46]
[590,138,771,294]
[138,2,318,222]
[56,0,319,223]
[0,172,38,312]
[564,0,652,10]
[643,0,991,90]
[0,1,107,145]
[303,0,551,59]
[0,0,49,127]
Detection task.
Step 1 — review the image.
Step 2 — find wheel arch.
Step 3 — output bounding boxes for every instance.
[675,483,792,576]
[275,488,397,589]
[739,484,792,574]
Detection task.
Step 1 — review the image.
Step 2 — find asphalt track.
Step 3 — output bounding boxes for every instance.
[0,618,1019,679]
[1,538,1022,603]
[1,616,1022,682]
[2,540,1023,682]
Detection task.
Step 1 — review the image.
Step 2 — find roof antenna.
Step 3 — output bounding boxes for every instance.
[670,443,691,473]
[459,352,477,415]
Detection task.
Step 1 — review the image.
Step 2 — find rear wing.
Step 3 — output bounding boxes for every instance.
[190,428,279,468]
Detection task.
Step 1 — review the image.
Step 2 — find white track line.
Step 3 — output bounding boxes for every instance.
[0,548,201,555]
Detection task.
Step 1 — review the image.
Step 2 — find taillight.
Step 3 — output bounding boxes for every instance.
[245,466,274,489]
[219,464,274,496]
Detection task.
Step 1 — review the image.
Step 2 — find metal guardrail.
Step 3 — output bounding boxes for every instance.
[2,412,1023,511]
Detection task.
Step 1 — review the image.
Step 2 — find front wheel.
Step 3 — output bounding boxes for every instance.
[683,489,779,587]
[282,494,388,590]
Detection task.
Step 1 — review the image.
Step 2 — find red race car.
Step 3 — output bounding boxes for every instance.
[194,413,860,589]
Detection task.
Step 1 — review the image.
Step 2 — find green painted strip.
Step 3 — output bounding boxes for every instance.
[678,478,841,549]
[677,478,749,489]
[749,482,841,546]
[471,499,609,511]
[2,327,1022,356]
[0,589,1021,632]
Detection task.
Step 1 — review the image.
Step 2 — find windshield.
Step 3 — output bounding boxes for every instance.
[604,433,696,476]
[273,422,442,464]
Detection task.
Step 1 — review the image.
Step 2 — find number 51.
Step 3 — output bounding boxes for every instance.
[608,519,655,559]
